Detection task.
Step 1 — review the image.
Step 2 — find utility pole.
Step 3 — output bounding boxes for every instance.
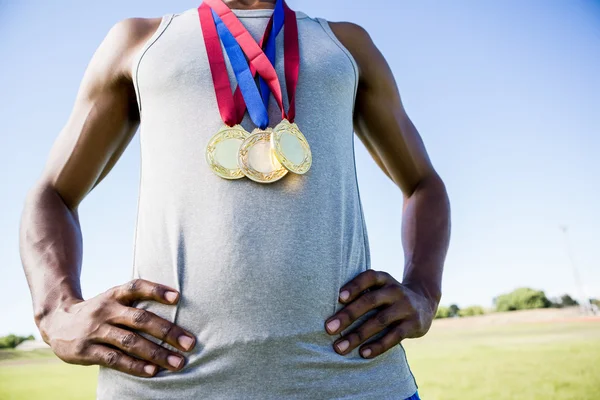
[559,225,590,314]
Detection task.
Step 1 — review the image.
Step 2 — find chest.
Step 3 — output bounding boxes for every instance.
[136,11,358,119]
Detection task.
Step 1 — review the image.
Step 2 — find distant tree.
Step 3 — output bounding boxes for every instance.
[459,306,485,317]
[589,299,600,307]
[549,294,579,308]
[435,306,451,319]
[549,297,562,308]
[448,304,460,318]
[0,334,36,349]
[494,288,551,312]
[560,294,579,307]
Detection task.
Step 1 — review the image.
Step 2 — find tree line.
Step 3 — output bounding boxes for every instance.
[435,287,599,319]
[0,334,35,349]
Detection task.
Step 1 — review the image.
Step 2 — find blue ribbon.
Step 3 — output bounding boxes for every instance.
[259,0,285,110]
[212,10,269,129]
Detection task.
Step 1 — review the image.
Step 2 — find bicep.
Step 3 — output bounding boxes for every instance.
[41,21,141,210]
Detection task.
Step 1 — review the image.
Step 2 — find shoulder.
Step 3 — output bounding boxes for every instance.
[325,21,380,79]
[327,21,373,48]
[94,17,164,82]
[325,21,391,88]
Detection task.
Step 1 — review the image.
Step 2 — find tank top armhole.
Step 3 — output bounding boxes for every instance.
[129,13,173,282]
[315,17,360,110]
[131,13,175,118]
[314,18,371,272]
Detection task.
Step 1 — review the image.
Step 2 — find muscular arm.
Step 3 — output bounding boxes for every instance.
[20,17,150,328]
[19,17,196,377]
[330,22,451,311]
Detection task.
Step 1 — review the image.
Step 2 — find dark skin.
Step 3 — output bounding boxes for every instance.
[325,22,450,359]
[19,0,450,378]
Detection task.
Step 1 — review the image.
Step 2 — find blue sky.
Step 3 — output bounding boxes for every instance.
[1,0,598,337]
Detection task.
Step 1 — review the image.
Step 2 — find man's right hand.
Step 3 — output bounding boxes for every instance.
[38,278,196,378]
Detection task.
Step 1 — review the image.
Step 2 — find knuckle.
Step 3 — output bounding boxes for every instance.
[150,283,162,298]
[120,333,137,349]
[108,285,122,300]
[376,312,391,327]
[364,269,378,281]
[159,322,176,340]
[354,329,367,343]
[127,357,139,373]
[127,279,142,293]
[72,341,89,357]
[148,345,164,362]
[344,283,358,296]
[364,291,380,308]
[132,310,150,325]
[104,351,121,367]
[342,308,357,322]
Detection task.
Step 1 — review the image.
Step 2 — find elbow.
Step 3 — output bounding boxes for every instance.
[428,172,450,206]
[404,171,451,229]
[425,172,451,217]
[409,171,450,204]
[24,180,77,214]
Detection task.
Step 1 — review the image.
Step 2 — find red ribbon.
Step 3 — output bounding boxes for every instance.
[198,3,242,126]
[204,0,300,123]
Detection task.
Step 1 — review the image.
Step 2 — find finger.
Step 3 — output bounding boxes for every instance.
[100,325,185,372]
[326,284,400,335]
[86,343,158,378]
[358,321,410,359]
[112,305,196,352]
[337,270,392,305]
[111,279,180,306]
[332,305,406,355]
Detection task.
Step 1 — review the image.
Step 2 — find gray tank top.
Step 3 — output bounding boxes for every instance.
[97,6,418,399]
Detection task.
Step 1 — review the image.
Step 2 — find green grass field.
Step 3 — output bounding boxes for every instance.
[1,319,599,400]
[402,319,600,400]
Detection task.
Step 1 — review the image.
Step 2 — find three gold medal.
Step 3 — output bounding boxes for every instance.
[201,0,310,184]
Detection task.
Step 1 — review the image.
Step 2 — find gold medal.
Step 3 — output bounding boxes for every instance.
[205,124,250,180]
[238,128,288,184]
[271,119,312,175]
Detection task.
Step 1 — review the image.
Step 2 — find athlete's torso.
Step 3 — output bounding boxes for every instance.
[96,7,417,399]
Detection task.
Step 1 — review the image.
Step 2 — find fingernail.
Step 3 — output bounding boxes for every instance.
[178,335,194,351]
[339,290,350,301]
[326,319,340,333]
[362,348,372,357]
[336,340,349,352]
[144,364,156,375]
[164,291,178,303]
[168,355,183,368]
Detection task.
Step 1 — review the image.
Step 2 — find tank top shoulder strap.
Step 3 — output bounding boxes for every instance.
[313,17,360,108]
[131,13,175,116]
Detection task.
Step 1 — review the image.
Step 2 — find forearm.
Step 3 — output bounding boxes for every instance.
[400,173,450,309]
[19,183,84,335]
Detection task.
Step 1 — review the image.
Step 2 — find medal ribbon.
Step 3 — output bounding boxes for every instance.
[213,9,270,128]
[199,3,271,128]
[232,16,274,122]
[199,3,238,126]
[204,0,300,123]
[258,0,284,110]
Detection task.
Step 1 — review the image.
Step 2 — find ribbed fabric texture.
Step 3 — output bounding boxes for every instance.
[96,7,418,399]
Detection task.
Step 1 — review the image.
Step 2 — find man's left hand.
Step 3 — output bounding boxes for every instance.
[324,269,438,359]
